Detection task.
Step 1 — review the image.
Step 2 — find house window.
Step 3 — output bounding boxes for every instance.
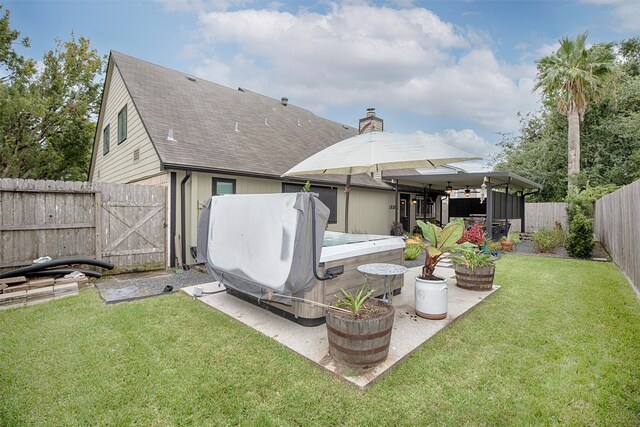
[117,105,127,144]
[103,125,110,155]
[212,178,236,196]
[282,183,338,224]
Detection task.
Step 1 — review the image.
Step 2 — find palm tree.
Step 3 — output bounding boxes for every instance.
[533,33,615,189]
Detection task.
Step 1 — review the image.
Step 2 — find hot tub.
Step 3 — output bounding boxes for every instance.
[198,193,406,326]
[321,231,405,262]
[230,231,406,326]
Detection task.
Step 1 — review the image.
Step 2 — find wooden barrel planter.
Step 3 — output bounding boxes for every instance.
[325,299,395,368]
[454,264,495,291]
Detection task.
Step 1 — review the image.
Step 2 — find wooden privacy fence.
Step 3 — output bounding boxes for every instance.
[524,202,568,233]
[595,179,640,293]
[0,179,166,273]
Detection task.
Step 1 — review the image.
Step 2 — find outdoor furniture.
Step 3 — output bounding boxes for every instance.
[491,222,511,241]
[357,263,408,304]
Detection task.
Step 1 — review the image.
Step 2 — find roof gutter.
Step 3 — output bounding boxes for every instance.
[163,163,397,191]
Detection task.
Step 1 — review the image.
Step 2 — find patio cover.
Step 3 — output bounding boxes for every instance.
[383,170,542,193]
[196,192,329,304]
[383,170,542,233]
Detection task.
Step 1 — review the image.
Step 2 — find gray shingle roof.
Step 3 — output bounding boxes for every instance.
[111,51,390,189]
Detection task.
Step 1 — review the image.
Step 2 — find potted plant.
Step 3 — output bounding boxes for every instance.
[325,285,395,368]
[499,232,520,252]
[451,246,496,291]
[414,219,467,319]
[457,222,485,246]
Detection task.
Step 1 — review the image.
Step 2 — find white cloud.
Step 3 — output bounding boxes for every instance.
[184,3,538,133]
[413,129,497,172]
[581,0,640,31]
[433,128,499,159]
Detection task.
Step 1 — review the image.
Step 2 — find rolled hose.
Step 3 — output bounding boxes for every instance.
[0,257,114,279]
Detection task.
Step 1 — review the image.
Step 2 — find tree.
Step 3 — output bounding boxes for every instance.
[0,7,104,181]
[0,6,34,82]
[533,33,615,190]
[494,38,640,201]
[493,111,568,201]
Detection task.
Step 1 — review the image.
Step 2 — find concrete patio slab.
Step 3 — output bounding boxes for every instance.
[181,265,499,389]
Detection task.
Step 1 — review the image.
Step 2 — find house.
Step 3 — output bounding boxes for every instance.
[88,52,430,268]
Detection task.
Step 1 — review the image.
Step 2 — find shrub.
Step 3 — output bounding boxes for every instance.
[488,242,501,252]
[404,244,422,261]
[457,223,485,246]
[565,212,595,258]
[533,228,566,253]
[507,232,521,244]
[566,182,617,222]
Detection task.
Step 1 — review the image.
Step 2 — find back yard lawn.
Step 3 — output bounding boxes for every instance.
[1,255,639,426]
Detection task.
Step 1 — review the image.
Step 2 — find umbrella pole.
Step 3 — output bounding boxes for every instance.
[344,174,351,233]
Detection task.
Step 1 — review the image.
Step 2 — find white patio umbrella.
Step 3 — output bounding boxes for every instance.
[282,131,481,233]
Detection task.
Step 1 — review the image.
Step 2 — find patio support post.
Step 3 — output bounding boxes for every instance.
[446,194,450,225]
[423,186,428,222]
[505,182,509,234]
[395,180,399,226]
[486,181,494,239]
[520,192,526,233]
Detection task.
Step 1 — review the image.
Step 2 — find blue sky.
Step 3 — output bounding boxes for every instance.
[4,0,639,169]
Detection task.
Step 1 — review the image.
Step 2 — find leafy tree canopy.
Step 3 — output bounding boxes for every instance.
[0,5,105,180]
[494,37,640,201]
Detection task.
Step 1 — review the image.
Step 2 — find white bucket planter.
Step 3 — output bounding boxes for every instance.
[415,276,448,320]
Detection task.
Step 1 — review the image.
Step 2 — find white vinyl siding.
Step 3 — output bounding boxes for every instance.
[91,63,160,183]
[177,171,395,264]
[328,187,396,235]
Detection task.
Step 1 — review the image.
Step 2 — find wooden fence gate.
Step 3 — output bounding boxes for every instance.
[0,179,166,273]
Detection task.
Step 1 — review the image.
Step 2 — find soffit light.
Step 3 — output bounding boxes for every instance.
[445,182,453,195]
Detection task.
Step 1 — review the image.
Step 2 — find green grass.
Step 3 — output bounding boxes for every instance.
[1,256,639,426]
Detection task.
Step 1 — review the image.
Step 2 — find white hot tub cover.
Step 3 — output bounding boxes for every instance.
[196,193,329,304]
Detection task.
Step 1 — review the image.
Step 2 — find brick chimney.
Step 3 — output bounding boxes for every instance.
[358,107,383,134]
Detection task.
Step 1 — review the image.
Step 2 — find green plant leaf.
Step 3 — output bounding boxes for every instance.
[427,245,442,257]
[439,219,465,250]
[417,220,439,246]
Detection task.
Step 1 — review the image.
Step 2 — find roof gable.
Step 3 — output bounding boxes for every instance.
[111,52,364,182]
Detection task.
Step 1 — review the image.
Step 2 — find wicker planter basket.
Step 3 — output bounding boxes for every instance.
[454,263,495,291]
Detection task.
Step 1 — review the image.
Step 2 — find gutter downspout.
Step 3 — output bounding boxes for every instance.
[180,171,192,270]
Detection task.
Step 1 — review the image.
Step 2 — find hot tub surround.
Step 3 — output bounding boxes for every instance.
[233,231,406,326]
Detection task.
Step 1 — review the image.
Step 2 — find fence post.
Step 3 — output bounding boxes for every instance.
[94,191,102,260]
